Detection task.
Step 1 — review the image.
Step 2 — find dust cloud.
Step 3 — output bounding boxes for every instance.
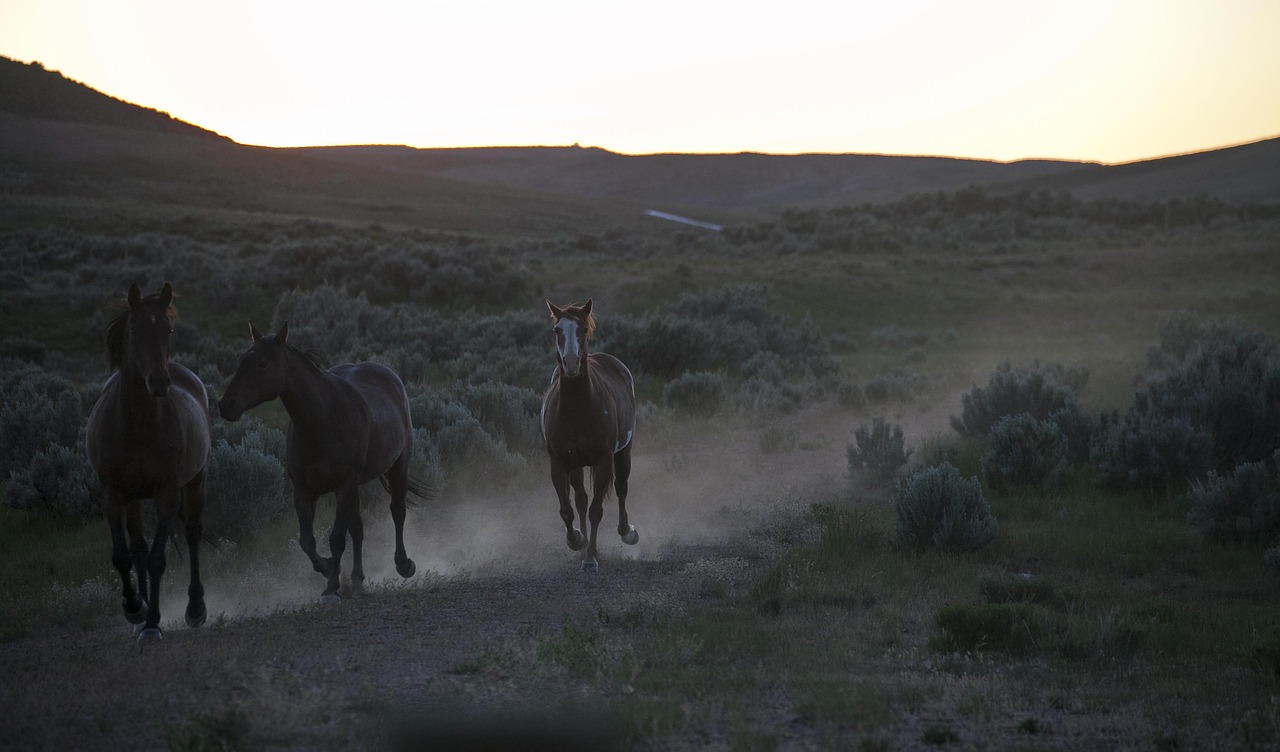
[173,396,962,629]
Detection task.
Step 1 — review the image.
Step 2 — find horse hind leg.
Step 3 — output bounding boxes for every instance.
[386,458,416,578]
[614,445,638,545]
[182,471,207,628]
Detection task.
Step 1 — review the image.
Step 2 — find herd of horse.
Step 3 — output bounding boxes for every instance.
[85,284,639,641]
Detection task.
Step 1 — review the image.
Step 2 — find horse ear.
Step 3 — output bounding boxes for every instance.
[582,298,593,317]
[545,299,561,320]
[128,284,141,308]
[249,320,263,342]
[158,283,173,308]
[278,321,289,343]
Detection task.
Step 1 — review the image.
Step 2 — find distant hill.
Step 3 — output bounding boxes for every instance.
[290,145,1096,210]
[0,55,226,140]
[2,53,1277,237]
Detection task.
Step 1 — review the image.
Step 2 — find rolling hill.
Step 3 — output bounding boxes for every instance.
[2,54,1278,238]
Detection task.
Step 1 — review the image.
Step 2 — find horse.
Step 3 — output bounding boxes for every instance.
[540,299,639,572]
[217,321,429,599]
[85,283,212,642]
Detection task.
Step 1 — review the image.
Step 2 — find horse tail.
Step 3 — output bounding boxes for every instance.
[379,473,438,506]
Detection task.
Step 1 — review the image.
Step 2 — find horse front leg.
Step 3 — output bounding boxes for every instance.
[292,486,328,578]
[182,470,207,628]
[582,461,614,573]
[125,500,150,619]
[323,479,359,599]
[138,487,180,642]
[387,458,416,578]
[550,461,583,551]
[105,493,146,625]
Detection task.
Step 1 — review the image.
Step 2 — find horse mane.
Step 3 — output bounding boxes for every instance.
[287,341,329,372]
[104,294,177,369]
[552,302,597,338]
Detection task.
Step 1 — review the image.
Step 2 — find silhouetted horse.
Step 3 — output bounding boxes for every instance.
[217,322,429,598]
[541,299,639,571]
[85,283,212,641]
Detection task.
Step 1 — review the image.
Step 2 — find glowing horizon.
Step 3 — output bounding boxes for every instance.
[2,0,1278,165]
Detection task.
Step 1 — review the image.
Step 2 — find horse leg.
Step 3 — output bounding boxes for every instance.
[387,458,416,578]
[570,467,590,547]
[614,445,638,545]
[125,499,151,620]
[138,488,180,641]
[551,462,583,551]
[105,492,146,625]
[293,486,327,576]
[323,479,358,598]
[582,461,614,573]
[348,501,365,595]
[182,470,207,628]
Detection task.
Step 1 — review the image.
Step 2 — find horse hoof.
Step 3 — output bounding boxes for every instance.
[186,604,207,629]
[137,627,163,643]
[567,529,585,551]
[397,558,416,578]
[580,559,599,574]
[320,592,342,605]
[124,600,148,625]
[621,525,639,545]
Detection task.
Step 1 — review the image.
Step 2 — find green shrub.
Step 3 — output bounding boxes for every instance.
[1186,461,1280,546]
[950,361,1087,439]
[4,443,98,517]
[662,371,728,417]
[893,463,997,550]
[980,413,1072,494]
[1093,322,1280,493]
[930,602,1049,654]
[847,418,911,485]
[204,422,290,541]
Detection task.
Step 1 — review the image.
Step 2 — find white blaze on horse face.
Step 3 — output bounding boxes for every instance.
[555,318,583,377]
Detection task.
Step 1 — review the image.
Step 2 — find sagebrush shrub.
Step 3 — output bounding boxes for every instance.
[847,417,911,484]
[894,462,997,550]
[5,443,98,517]
[1185,461,1280,546]
[204,424,290,541]
[1093,321,1280,493]
[950,361,1087,440]
[981,413,1073,494]
[662,371,727,417]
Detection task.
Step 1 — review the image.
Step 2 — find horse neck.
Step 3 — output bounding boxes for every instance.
[556,357,596,406]
[276,348,341,429]
[116,349,161,417]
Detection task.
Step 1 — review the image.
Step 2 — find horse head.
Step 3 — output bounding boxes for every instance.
[121,283,176,398]
[218,320,290,421]
[546,298,595,378]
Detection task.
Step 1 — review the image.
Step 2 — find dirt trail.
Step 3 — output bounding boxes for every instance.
[0,398,961,751]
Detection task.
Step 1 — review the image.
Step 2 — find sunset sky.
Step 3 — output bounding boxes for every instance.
[2,0,1277,164]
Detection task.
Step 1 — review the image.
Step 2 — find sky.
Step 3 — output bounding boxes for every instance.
[2,0,1278,164]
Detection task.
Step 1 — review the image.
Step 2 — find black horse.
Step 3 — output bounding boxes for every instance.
[540,299,639,571]
[218,322,430,598]
[85,283,212,641]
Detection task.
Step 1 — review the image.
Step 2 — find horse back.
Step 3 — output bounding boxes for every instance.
[329,361,414,473]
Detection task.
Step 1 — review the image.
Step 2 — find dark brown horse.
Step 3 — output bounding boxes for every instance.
[541,299,639,571]
[85,283,212,641]
[217,322,429,599]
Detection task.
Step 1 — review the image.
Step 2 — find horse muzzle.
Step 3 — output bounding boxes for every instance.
[217,396,243,422]
[145,373,171,398]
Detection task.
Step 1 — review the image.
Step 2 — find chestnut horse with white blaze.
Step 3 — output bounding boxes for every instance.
[540,299,639,572]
